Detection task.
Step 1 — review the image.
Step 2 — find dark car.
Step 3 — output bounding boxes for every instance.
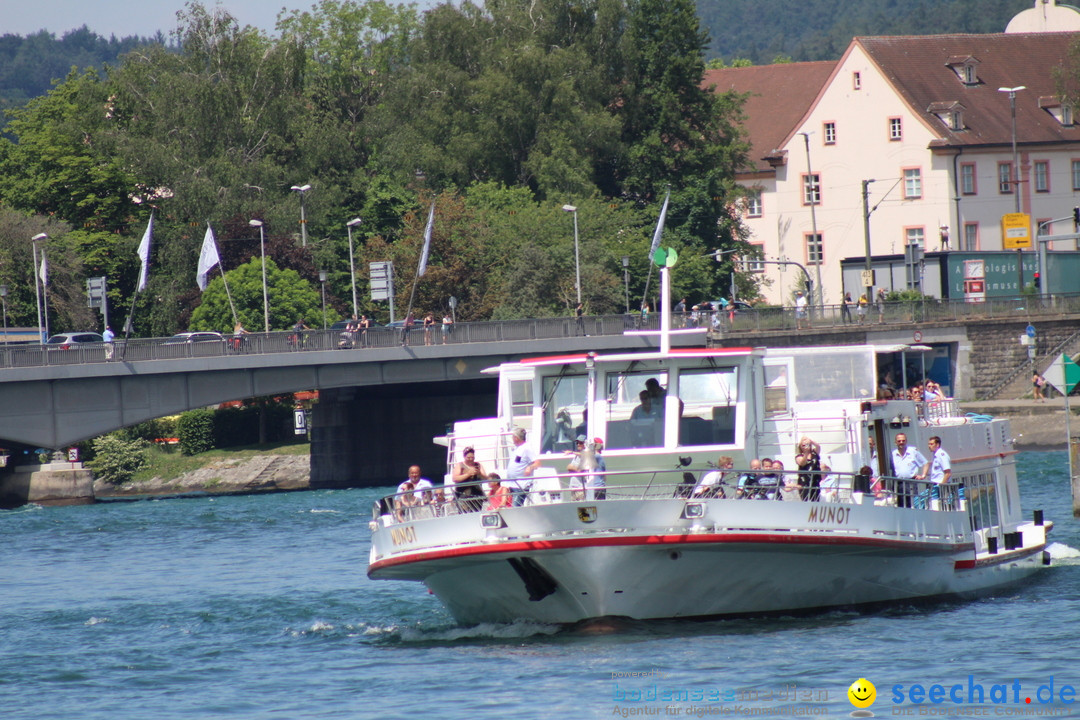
[46,332,104,349]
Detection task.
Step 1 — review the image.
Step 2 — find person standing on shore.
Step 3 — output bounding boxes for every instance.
[1032,372,1046,402]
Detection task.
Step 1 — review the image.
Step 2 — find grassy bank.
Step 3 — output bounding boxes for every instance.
[132,440,309,484]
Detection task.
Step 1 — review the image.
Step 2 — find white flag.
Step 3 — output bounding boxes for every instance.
[649,190,670,256]
[136,213,154,292]
[39,253,48,285]
[417,201,435,277]
[196,224,221,291]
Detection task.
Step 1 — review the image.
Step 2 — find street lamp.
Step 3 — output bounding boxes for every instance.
[319,269,328,330]
[998,86,1026,292]
[346,217,362,319]
[291,184,311,247]
[562,204,581,304]
[621,256,630,314]
[249,219,270,332]
[31,232,46,343]
[797,132,824,313]
[0,284,8,345]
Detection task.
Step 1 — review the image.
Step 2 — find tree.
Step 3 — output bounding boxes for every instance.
[189,257,334,332]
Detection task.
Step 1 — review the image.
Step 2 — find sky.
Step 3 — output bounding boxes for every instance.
[0,0,440,39]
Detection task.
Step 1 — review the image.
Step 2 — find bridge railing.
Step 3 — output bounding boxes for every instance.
[0,293,1077,370]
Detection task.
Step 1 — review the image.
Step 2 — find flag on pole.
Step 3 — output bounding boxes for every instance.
[39,253,48,285]
[417,201,435,278]
[649,189,670,256]
[196,223,221,291]
[136,213,154,292]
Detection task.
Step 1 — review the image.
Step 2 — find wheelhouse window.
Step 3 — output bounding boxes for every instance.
[603,371,669,450]
[676,367,739,447]
[540,373,589,454]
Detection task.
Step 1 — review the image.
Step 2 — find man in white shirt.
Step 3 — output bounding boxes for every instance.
[505,427,541,505]
[926,435,954,510]
[891,433,927,508]
[397,465,433,501]
[794,291,809,330]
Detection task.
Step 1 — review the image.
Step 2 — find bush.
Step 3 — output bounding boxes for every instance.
[177,409,215,455]
[89,433,150,484]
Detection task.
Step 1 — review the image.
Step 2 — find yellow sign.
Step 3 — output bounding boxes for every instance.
[1001,212,1031,249]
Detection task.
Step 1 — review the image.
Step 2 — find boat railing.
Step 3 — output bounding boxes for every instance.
[373,468,968,525]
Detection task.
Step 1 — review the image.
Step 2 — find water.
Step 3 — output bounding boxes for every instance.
[2,452,1079,720]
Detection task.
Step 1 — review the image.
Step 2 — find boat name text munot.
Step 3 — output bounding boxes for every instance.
[390,525,417,546]
[806,506,851,525]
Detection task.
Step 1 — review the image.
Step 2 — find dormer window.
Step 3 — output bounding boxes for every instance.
[1040,96,1074,126]
[927,101,965,131]
[945,56,981,86]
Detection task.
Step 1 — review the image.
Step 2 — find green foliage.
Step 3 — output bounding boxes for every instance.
[177,409,215,455]
[89,433,150,484]
[119,417,179,444]
[190,257,334,332]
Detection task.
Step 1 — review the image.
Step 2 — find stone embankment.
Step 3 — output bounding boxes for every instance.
[961,399,1077,450]
[95,454,311,499]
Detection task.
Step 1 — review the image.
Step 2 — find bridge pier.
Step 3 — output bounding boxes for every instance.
[310,379,496,489]
[0,463,95,509]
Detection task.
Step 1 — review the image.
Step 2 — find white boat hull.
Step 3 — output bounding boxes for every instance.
[368,499,1049,624]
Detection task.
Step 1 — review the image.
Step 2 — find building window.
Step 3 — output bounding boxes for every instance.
[1034,161,1050,193]
[745,189,762,218]
[964,223,979,251]
[1072,160,1080,191]
[889,117,902,141]
[823,122,836,144]
[961,163,977,195]
[805,233,823,266]
[1065,105,1074,126]
[998,162,1013,194]
[745,243,765,273]
[802,173,821,205]
[905,227,925,248]
[903,168,923,199]
[853,72,861,90]
[950,110,964,131]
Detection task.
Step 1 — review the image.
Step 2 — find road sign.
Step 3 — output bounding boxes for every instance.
[294,409,307,435]
[860,270,875,288]
[370,261,393,301]
[652,247,678,267]
[913,330,922,343]
[1001,213,1032,249]
[1026,324,1036,338]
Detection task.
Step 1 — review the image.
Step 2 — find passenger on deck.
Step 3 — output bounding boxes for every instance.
[694,456,734,498]
[818,464,840,502]
[794,436,822,501]
[486,474,511,510]
[736,458,762,498]
[397,465,433,500]
[891,433,927,508]
[505,428,541,506]
[776,460,801,501]
[394,480,417,521]
[630,390,662,447]
[566,435,588,501]
[756,458,779,499]
[587,438,607,500]
[452,447,488,512]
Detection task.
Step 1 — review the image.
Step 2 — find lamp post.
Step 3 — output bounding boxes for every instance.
[291,184,311,247]
[346,217,361,319]
[0,284,8,345]
[319,269,328,330]
[621,256,630,314]
[562,204,581,304]
[998,86,1026,293]
[31,232,46,343]
[249,220,270,332]
[861,179,877,310]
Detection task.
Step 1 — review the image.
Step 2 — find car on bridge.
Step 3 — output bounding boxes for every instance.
[165,332,225,344]
[46,332,104,349]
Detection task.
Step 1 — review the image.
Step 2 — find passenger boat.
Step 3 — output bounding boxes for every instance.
[367,277,1051,624]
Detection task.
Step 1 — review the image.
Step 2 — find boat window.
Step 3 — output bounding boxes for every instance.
[509,380,533,419]
[676,367,738,447]
[764,364,790,414]
[540,374,589,453]
[603,371,668,450]
[967,472,999,532]
[792,352,875,402]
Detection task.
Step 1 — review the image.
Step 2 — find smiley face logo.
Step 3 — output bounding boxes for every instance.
[848,678,876,709]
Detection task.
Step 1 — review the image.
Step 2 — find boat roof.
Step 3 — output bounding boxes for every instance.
[517,347,757,368]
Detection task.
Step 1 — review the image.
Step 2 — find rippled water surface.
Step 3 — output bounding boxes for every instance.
[2,452,1078,720]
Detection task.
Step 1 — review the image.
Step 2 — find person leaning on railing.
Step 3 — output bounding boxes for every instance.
[451,446,488,512]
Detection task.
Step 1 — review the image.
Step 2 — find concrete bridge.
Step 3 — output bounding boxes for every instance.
[1,306,1078,490]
